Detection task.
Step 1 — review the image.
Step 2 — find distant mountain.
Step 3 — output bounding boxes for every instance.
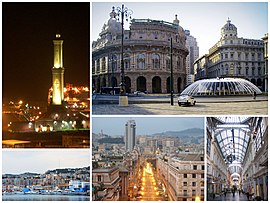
[45,166,90,174]
[152,128,204,144]
[98,137,124,144]
[3,172,40,178]
[3,166,90,176]
[153,128,203,136]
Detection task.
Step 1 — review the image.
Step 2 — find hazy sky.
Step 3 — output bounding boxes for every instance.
[93,117,204,136]
[92,2,268,57]
[2,150,90,174]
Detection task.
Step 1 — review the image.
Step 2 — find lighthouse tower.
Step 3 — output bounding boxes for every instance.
[52,34,65,105]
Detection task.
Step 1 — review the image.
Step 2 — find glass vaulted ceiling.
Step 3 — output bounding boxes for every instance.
[214,117,251,164]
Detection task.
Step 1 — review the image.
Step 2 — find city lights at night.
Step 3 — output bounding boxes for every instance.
[2,3,90,147]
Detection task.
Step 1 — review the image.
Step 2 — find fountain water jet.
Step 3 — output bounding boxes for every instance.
[181,78,262,96]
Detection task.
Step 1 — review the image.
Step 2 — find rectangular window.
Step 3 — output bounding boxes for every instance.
[252,68,255,75]
[192,174,196,178]
[201,165,205,170]
[192,190,196,196]
[193,165,197,170]
[192,182,196,186]
[207,134,211,156]
[183,182,187,186]
[184,174,187,178]
[258,53,261,61]
[225,53,228,59]
[97,175,102,182]
[201,190,204,196]
[184,190,188,196]
[245,53,249,60]
[201,173,204,178]
[252,53,255,61]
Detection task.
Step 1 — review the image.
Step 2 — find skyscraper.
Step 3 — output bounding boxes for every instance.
[185,30,199,86]
[125,120,136,152]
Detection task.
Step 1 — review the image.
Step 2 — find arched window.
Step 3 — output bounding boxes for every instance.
[124,54,130,70]
[166,55,170,70]
[101,57,106,72]
[92,60,95,74]
[96,59,100,73]
[112,55,117,72]
[177,56,181,70]
[137,54,145,69]
[225,64,229,75]
[152,53,160,69]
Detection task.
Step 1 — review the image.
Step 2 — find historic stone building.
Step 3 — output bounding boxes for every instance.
[196,19,265,91]
[157,153,205,201]
[262,33,268,92]
[92,12,188,94]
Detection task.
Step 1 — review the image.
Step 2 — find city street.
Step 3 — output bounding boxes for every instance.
[137,163,163,201]
[92,100,267,115]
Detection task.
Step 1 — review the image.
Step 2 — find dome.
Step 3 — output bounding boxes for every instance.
[107,15,121,35]
[181,78,262,96]
[101,11,122,36]
[221,18,237,38]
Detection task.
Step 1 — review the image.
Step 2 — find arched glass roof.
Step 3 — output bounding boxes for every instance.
[181,78,262,96]
[213,117,252,165]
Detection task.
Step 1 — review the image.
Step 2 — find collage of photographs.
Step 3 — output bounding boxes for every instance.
[1,1,268,202]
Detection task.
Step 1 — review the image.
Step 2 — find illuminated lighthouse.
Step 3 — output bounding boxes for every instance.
[52,34,64,105]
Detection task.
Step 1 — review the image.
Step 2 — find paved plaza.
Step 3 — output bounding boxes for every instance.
[93,100,267,115]
[209,192,249,201]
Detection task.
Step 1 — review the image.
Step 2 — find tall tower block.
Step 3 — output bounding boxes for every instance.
[125,120,136,152]
[52,34,64,105]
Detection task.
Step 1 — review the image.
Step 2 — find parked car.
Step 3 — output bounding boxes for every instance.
[177,94,196,106]
[133,91,145,96]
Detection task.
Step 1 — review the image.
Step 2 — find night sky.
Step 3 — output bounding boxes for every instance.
[3,3,89,102]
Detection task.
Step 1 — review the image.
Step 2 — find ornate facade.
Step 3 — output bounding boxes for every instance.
[92,13,188,94]
[196,19,265,91]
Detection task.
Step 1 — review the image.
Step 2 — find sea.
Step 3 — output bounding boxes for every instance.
[2,194,90,201]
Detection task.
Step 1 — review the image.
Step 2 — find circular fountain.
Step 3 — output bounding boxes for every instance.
[181,78,262,96]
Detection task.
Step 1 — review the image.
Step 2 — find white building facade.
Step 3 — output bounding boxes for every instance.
[157,153,204,201]
[206,19,265,90]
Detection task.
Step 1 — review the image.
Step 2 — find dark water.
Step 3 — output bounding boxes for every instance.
[3,194,90,201]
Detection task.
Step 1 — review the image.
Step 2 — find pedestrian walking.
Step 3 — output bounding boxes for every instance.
[253,91,257,99]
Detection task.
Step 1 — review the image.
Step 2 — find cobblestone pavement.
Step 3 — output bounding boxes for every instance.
[92,101,268,115]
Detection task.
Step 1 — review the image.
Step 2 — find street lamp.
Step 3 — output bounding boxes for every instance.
[170,37,174,105]
[112,4,133,106]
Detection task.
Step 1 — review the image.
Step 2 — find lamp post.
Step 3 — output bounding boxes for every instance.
[170,37,174,105]
[112,4,133,106]
[111,55,115,95]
